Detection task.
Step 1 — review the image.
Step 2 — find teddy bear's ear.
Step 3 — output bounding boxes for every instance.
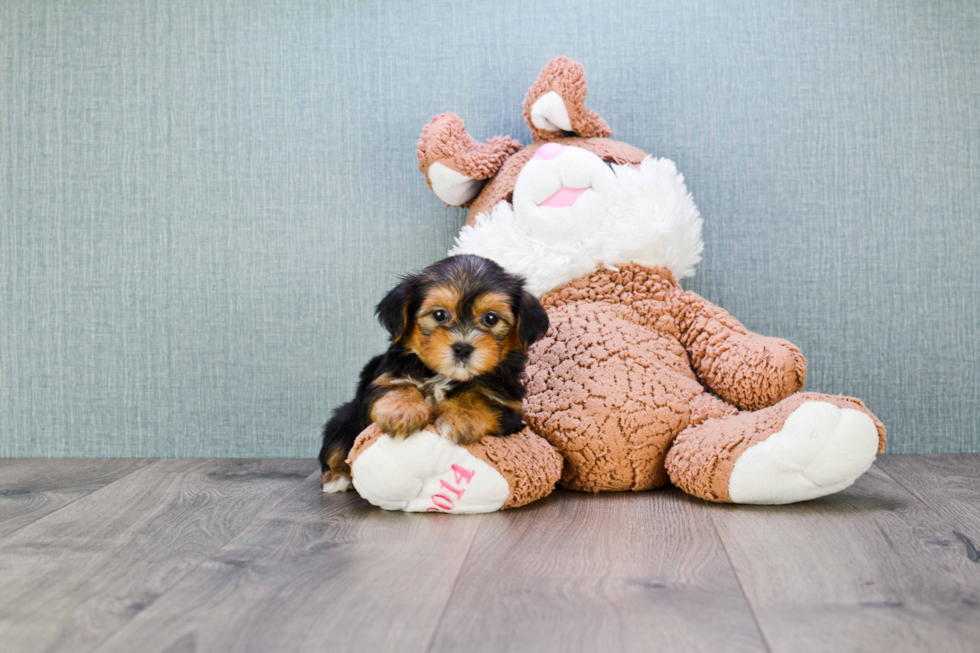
[523,57,611,141]
[417,113,522,207]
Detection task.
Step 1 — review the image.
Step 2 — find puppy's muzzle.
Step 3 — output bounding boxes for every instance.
[451,342,475,361]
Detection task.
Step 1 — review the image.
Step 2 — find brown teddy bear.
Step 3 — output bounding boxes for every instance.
[341,57,886,513]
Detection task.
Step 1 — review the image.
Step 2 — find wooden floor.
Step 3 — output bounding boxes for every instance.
[0,456,977,653]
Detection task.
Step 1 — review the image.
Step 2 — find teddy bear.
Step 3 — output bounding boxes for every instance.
[340,57,886,513]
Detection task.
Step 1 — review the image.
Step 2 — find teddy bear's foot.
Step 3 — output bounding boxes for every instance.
[727,401,879,504]
[666,393,886,504]
[344,425,562,513]
[348,428,509,513]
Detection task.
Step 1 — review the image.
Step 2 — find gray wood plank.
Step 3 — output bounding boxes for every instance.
[92,472,484,653]
[0,458,315,653]
[876,455,980,549]
[0,459,151,539]
[429,489,768,653]
[709,463,980,653]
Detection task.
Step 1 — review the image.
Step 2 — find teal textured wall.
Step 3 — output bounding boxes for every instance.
[1,0,978,456]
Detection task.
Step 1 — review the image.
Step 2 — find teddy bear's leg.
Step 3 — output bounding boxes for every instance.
[343,425,563,513]
[666,393,886,504]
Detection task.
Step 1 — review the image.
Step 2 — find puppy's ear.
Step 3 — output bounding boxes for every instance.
[515,291,549,351]
[375,277,418,342]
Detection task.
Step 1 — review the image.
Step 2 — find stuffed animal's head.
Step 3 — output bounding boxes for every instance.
[417,57,704,297]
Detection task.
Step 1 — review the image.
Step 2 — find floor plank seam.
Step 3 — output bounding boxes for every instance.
[423,514,485,653]
[874,460,972,515]
[85,467,321,653]
[0,458,153,544]
[4,458,978,652]
[703,503,774,653]
[875,460,980,565]
[874,461,931,506]
[872,462,963,527]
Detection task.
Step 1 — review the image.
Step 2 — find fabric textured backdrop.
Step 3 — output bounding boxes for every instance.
[1,0,978,457]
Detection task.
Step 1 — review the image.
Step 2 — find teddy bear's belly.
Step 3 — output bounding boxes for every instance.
[523,302,711,492]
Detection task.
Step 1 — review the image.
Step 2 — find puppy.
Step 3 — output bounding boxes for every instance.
[319,255,549,492]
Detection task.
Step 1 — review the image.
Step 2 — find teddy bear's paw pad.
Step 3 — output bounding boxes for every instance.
[728,401,879,504]
[350,429,510,513]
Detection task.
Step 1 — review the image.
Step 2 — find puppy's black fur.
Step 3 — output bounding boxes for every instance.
[318,255,548,482]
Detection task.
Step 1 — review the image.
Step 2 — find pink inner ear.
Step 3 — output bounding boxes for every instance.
[540,187,588,208]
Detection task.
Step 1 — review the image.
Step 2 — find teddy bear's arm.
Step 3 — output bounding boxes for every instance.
[669,288,807,411]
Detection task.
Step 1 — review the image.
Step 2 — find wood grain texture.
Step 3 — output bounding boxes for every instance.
[2,457,978,653]
[0,458,315,653]
[0,459,150,539]
[708,463,980,653]
[93,472,484,653]
[429,489,767,653]
[876,454,980,543]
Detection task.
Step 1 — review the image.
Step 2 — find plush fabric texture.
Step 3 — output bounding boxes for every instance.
[521,56,611,141]
[523,262,812,492]
[527,262,885,498]
[348,424,562,511]
[452,154,704,296]
[723,401,881,504]
[670,288,807,411]
[417,112,522,206]
[463,138,648,227]
[666,393,886,503]
[347,426,511,513]
[462,426,564,509]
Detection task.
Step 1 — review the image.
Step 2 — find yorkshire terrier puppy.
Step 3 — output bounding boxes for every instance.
[319,255,549,492]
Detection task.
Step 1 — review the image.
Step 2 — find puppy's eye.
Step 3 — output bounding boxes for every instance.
[481,313,499,327]
[432,310,449,324]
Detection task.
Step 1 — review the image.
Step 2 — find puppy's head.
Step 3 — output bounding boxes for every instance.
[376,255,548,381]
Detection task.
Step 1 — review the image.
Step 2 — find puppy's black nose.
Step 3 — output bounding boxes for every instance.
[451,342,474,360]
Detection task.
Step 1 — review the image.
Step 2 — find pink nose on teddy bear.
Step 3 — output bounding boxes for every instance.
[534,142,565,160]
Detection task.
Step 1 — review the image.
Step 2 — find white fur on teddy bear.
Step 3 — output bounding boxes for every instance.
[451,150,703,297]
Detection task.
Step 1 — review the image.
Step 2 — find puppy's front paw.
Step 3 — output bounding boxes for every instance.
[434,407,497,445]
[372,388,432,439]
